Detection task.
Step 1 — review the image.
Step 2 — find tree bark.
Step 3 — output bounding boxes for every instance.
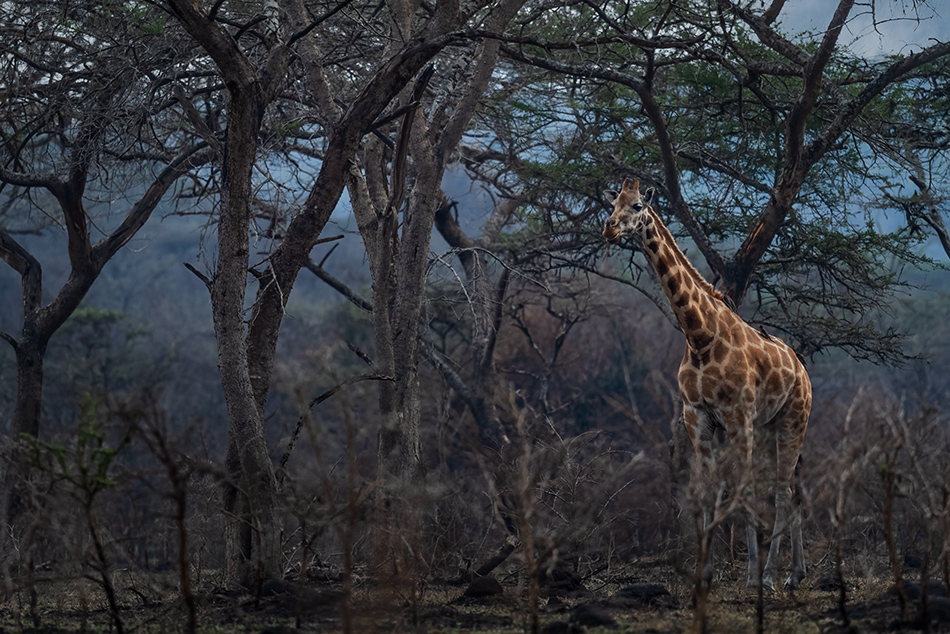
[215,84,282,587]
[163,0,290,587]
[350,0,525,488]
[244,10,462,413]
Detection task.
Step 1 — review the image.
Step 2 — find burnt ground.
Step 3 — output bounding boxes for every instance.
[3,554,950,634]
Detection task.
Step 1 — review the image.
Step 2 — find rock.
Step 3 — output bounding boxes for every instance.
[908,596,950,629]
[814,574,844,592]
[888,579,948,601]
[260,579,298,597]
[463,575,504,598]
[255,578,343,618]
[569,602,616,628]
[540,620,584,634]
[925,596,950,623]
[540,564,585,594]
[607,583,676,609]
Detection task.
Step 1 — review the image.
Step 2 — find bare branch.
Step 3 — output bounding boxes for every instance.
[183,262,212,291]
[304,259,373,312]
[0,165,58,189]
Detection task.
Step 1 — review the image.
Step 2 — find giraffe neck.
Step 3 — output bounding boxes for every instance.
[638,209,723,351]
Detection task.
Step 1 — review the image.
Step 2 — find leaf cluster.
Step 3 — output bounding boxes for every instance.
[24,393,132,502]
[461,0,950,363]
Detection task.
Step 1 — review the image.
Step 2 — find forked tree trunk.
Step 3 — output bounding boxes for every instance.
[163,0,293,588]
[350,1,526,591]
[213,85,282,588]
[2,153,202,524]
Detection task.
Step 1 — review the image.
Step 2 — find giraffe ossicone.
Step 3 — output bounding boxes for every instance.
[603,178,812,591]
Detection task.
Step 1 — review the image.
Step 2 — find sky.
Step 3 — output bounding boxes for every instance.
[777,0,947,57]
[775,1,948,260]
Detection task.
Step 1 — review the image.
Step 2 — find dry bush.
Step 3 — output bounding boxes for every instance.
[5,365,950,634]
[803,390,950,627]
[0,390,228,632]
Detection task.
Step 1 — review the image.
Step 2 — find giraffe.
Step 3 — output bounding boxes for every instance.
[602,179,811,590]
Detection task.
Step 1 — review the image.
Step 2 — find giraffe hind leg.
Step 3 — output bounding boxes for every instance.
[763,403,808,590]
[761,485,788,590]
[786,459,806,589]
[746,510,762,588]
[762,477,806,590]
[730,425,769,590]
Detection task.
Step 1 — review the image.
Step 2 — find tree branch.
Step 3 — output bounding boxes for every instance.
[501,44,726,278]
[173,86,224,160]
[184,262,213,291]
[0,228,42,315]
[93,145,214,267]
[304,259,373,312]
[0,331,17,351]
[806,39,950,168]
[0,165,58,189]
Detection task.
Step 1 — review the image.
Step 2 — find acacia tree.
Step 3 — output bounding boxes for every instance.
[344,0,526,489]
[0,0,209,517]
[162,0,303,588]
[414,2,950,583]
[461,0,950,364]
[160,0,532,587]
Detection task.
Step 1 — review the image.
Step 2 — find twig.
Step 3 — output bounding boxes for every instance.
[277,373,394,485]
[183,263,212,291]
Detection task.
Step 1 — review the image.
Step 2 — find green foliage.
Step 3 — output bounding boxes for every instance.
[24,393,132,502]
[464,0,949,364]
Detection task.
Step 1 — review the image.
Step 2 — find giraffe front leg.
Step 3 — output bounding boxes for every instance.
[773,402,809,591]
[684,405,716,589]
[701,509,715,588]
[746,512,763,589]
[722,418,765,589]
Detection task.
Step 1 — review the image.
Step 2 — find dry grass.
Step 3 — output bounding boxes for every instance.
[0,553,942,633]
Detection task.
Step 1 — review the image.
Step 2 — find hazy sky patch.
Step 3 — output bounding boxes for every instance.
[776,0,947,57]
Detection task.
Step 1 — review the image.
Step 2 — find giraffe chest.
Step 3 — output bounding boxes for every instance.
[677,326,799,425]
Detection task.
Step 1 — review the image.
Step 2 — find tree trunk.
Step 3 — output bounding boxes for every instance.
[214,85,281,588]
[162,0,292,589]
[4,334,47,521]
[373,106,444,487]
[12,334,45,440]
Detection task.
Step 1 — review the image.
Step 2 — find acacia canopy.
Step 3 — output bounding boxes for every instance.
[458,0,950,364]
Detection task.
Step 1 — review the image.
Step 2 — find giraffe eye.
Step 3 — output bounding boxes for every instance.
[633,204,642,211]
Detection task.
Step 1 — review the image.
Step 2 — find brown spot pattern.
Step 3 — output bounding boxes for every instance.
[606,178,811,588]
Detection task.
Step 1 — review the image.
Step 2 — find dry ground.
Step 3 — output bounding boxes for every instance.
[2,554,948,634]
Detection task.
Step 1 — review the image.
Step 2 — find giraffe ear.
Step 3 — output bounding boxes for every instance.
[603,189,619,205]
[643,187,655,206]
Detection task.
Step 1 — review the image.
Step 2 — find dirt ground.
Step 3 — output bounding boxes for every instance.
[3,554,950,634]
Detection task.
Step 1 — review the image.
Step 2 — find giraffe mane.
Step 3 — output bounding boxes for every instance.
[645,207,729,309]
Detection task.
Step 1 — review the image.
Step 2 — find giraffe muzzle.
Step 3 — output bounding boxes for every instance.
[603,222,621,244]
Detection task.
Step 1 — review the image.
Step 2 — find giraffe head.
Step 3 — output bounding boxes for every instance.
[602,178,656,244]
